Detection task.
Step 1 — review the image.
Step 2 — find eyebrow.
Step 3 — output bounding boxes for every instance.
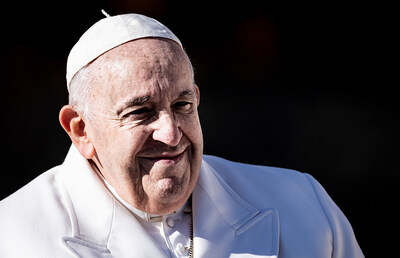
[178,89,195,98]
[116,89,195,115]
[116,95,150,116]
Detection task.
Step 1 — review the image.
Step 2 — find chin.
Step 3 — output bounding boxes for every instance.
[155,176,188,199]
[149,178,191,213]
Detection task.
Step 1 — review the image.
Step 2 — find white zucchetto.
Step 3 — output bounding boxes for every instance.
[66,12,182,90]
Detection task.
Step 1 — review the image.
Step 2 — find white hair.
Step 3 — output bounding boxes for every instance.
[68,63,96,120]
[68,47,195,121]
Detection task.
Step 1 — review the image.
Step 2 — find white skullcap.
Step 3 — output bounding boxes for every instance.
[66,11,182,90]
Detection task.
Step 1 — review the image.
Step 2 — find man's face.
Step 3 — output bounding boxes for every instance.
[85,39,203,214]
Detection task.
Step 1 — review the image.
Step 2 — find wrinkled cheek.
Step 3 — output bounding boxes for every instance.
[123,161,145,199]
[126,158,144,184]
[193,116,204,146]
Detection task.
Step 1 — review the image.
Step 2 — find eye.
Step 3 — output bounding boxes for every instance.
[173,101,192,112]
[124,107,153,119]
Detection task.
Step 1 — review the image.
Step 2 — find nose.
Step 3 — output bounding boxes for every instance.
[152,112,182,147]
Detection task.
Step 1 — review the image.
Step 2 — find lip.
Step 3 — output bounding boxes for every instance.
[141,148,186,165]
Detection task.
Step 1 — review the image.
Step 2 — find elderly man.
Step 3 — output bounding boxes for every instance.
[0,12,363,257]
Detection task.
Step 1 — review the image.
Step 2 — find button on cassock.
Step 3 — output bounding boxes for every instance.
[166,217,175,228]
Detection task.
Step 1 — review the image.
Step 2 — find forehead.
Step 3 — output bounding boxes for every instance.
[90,38,193,103]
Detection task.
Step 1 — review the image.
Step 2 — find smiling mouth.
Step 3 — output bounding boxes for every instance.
[142,149,186,165]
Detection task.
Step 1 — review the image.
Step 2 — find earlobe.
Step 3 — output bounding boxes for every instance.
[59,105,95,159]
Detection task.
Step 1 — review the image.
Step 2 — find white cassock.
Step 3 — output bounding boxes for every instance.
[0,145,364,257]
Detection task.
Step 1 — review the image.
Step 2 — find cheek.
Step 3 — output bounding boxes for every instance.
[181,115,203,173]
[118,127,152,159]
[95,125,150,168]
[189,122,204,154]
[181,113,203,142]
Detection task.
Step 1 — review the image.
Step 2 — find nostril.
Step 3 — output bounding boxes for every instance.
[152,121,182,147]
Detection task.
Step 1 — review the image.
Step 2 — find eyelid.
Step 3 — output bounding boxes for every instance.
[122,106,153,118]
[172,101,193,113]
[174,101,191,106]
[174,93,196,104]
[132,107,152,113]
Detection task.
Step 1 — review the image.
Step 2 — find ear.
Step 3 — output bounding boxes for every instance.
[59,105,95,159]
[195,85,200,106]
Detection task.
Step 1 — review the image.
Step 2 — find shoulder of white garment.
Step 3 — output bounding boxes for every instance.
[200,154,364,258]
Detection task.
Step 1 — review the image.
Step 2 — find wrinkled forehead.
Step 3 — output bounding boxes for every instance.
[94,38,190,80]
[99,38,184,63]
[89,38,193,100]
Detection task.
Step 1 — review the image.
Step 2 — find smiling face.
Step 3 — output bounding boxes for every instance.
[83,38,203,214]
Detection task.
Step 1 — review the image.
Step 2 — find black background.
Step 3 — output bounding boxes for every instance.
[1,1,397,256]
